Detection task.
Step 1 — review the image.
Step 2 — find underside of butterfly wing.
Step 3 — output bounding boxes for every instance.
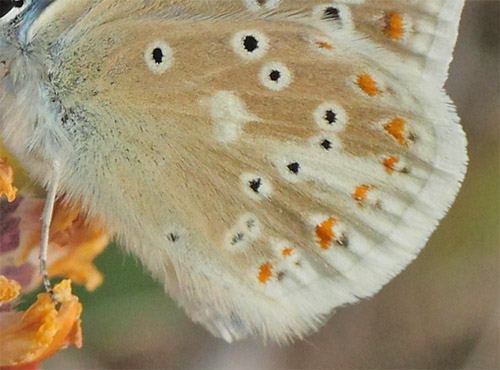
[1,0,467,342]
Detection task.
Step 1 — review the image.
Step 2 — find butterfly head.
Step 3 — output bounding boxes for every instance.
[0,0,24,19]
[0,0,71,174]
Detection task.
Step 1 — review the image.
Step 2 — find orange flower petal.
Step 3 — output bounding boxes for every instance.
[0,158,18,203]
[1,362,41,370]
[47,205,109,291]
[0,276,21,306]
[0,280,82,367]
[48,230,108,291]
[0,142,42,194]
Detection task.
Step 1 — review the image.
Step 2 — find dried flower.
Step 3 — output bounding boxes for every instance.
[0,279,83,367]
[0,151,110,367]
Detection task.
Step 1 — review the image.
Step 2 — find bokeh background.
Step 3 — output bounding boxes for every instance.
[41,0,499,368]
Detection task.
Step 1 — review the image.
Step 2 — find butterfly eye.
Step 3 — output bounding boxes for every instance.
[144,40,174,74]
[0,0,23,19]
[243,0,280,11]
[232,30,269,60]
[314,102,348,132]
[259,62,292,91]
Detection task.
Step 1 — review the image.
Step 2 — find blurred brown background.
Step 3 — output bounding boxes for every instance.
[44,0,499,368]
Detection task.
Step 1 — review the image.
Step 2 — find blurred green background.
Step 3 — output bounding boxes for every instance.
[43,1,499,368]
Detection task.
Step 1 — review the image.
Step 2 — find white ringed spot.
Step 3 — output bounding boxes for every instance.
[259,62,293,91]
[231,30,269,60]
[240,173,273,201]
[314,102,348,131]
[144,40,174,74]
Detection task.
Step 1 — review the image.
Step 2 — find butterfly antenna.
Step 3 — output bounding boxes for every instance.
[39,160,61,300]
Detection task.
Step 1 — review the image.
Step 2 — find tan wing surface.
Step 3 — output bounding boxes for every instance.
[33,0,467,342]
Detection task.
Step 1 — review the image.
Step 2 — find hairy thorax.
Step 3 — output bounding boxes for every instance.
[0,27,71,181]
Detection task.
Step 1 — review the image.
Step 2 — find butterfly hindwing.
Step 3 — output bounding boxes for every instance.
[27,0,467,342]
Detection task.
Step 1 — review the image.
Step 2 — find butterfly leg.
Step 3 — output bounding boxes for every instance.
[39,160,61,300]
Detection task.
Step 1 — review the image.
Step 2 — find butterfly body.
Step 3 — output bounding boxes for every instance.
[0,0,467,342]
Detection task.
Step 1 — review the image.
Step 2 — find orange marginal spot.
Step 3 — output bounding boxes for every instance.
[385,11,404,41]
[0,157,18,202]
[383,156,399,174]
[384,118,407,145]
[258,263,273,284]
[317,41,333,50]
[282,247,293,257]
[0,275,21,306]
[315,217,337,250]
[353,185,372,207]
[0,280,83,368]
[357,74,382,96]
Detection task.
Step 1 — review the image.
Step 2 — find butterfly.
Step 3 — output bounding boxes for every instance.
[0,0,467,343]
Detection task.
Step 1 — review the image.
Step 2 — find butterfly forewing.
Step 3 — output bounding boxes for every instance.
[22,0,467,342]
